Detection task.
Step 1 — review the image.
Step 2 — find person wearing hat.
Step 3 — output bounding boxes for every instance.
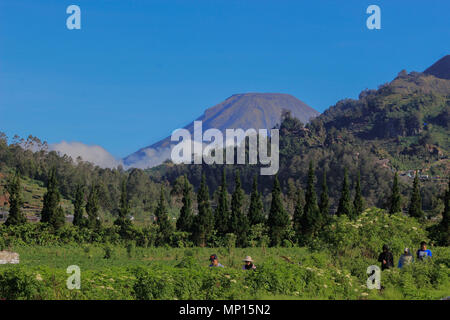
[209,254,224,268]
[242,256,256,271]
[377,244,394,271]
[398,247,414,268]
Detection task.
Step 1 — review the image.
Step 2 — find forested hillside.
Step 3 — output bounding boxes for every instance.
[0,134,166,223]
[153,70,449,218]
[0,67,448,246]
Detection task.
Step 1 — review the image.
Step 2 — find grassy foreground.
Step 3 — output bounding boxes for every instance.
[1,208,449,300]
[0,245,449,300]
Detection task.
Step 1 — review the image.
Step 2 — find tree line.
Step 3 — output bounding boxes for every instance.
[4,163,449,247]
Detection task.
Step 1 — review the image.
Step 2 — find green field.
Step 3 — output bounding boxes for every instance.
[1,244,449,300]
[1,208,449,300]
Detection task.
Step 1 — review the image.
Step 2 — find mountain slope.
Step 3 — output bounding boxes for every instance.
[124,93,319,168]
[153,56,449,214]
[311,65,450,173]
[424,55,450,80]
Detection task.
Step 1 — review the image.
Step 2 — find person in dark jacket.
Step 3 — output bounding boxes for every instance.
[378,244,394,271]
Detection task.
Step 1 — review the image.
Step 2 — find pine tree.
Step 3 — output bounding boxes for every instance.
[176,175,194,233]
[5,172,26,226]
[408,173,424,219]
[193,173,214,246]
[86,184,101,229]
[41,169,58,223]
[439,178,450,245]
[248,175,265,226]
[319,170,329,222]
[230,170,249,247]
[302,161,321,239]
[50,206,66,230]
[293,188,304,243]
[389,172,402,214]
[287,179,297,215]
[215,168,231,236]
[155,186,174,245]
[41,169,65,229]
[337,168,352,217]
[114,180,133,236]
[267,175,290,246]
[118,179,130,220]
[73,185,85,227]
[353,171,365,218]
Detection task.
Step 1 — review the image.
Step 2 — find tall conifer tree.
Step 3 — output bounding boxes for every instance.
[114,179,133,238]
[215,168,230,236]
[248,175,265,225]
[86,184,101,229]
[302,161,321,238]
[155,186,173,245]
[41,169,65,229]
[408,173,424,219]
[319,170,329,222]
[118,179,130,220]
[230,170,249,247]
[439,178,450,245]
[389,172,402,214]
[353,171,365,218]
[267,175,290,246]
[50,206,66,230]
[337,168,352,217]
[5,172,26,226]
[193,173,214,246]
[176,175,194,233]
[293,188,304,243]
[73,185,85,227]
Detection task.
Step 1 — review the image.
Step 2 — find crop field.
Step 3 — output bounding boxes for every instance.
[1,245,449,300]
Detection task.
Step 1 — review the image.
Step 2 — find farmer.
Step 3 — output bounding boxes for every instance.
[377,244,394,271]
[209,254,224,268]
[242,256,256,271]
[398,248,414,268]
[416,241,432,261]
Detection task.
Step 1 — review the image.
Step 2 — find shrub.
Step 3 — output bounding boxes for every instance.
[319,207,428,259]
[0,267,46,300]
[380,257,450,299]
[103,245,114,259]
[126,242,135,258]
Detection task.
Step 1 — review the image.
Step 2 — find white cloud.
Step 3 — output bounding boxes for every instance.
[49,141,121,169]
[124,147,172,169]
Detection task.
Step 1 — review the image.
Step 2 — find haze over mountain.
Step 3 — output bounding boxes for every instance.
[424,55,450,80]
[123,93,319,169]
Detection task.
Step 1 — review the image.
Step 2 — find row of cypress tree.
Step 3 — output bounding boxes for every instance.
[175,162,367,247]
[4,169,102,230]
[170,163,446,246]
[176,169,264,247]
[3,166,449,247]
[389,171,426,219]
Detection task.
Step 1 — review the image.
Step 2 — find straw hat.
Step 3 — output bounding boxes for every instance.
[242,256,254,262]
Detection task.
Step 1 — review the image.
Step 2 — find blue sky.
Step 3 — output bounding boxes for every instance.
[0,0,449,159]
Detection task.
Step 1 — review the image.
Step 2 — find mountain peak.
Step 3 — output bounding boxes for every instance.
[424,55,450,80]
[123,93,319,168]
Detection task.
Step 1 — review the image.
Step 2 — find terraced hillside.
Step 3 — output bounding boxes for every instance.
[0,170,73,222]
